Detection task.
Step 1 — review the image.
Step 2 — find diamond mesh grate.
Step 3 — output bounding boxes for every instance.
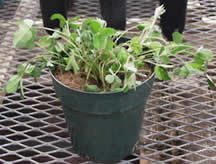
[0,0,216,163]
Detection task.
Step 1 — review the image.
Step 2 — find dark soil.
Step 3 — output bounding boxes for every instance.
[55,64,152,92]
[55,71,86,91]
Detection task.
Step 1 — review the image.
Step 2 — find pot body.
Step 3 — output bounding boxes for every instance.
[39,0,68,34]
[67,0,73,9]
[99,0,126,30]
[51,72,154,162]
[0,0,5,7]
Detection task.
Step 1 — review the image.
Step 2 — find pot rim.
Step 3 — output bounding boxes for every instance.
[50,69,155,95]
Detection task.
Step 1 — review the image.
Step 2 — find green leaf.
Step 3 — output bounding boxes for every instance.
[5,75,22,94]
[154,55,171,65]
[81,17,95,29]
[47,61,54,67]
[13,20,34,48]
[206,74,215,88]
[69,16,80,22]
[84,84,101,92]
[185,63,203,75]
[26,29,37,49]
[17,63,25,75]
[39,36,52,47]
[124,62,137,73]
[201,49,214,62]
[20,19,36,49]
[178,66,190,78]
[55,42,65,52]
[93,34,105,49]
[112,63,120,72]
[152,31,162,38]
[100,28,116,37]
[137,24,145,30]
[51,31,61,39]
[71,33,78,40]
[149,41,161,49]
[69,23,79,29]
[17,63,35,75]
[31,67,42,78]
[130,36,139,43]
[68,16,80,28]
[153,54,160,63]
[184,50,195,56]
[17,62,44,79]
[111,76,122,91]
[51,13,66,28]
[123,85,129,93]
[194,54,204,65]
[160,55,170,64]
[40,56,48,63]
[176,63,203,79]
[31,63,46,78]
[25,63,35,74]
[65,55,79,73]
[107,50,116,59]
[95,18,106,28]
[127,73,136,88]
[118,48,128,64]
[23,19,34,27]
[19,79,24,100]
[90,21,101,33]
[158,47,165,55]
[136,62,144,68]
[187,63,202,70]
[130,37,142,55]
[105,37,113,51]
[171,44,193,54]
[101,53,109,61]
[173,67,181,76]
[157,64,173,68]
[195,48,214,64]
[105,74,115,84]
[154,66,171,80]
[172,32,182,44]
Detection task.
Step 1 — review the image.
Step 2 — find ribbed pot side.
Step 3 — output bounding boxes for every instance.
[51,72,154,162]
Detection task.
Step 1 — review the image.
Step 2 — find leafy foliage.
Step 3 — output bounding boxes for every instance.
[5,6,215,97]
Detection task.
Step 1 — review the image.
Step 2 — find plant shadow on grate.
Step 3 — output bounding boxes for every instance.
[1,0,216,164]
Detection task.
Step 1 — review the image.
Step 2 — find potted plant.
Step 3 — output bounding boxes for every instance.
[5,6,215,162]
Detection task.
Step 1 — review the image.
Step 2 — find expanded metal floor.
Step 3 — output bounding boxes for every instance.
[0,0,216,163]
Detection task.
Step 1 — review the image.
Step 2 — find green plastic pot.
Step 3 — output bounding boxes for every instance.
[51,69,154,162]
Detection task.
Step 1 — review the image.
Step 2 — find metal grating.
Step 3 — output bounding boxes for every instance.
[0,0,216,163]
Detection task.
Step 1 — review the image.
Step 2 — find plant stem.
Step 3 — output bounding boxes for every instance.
[114,25,138,45]
[35,26,80,50]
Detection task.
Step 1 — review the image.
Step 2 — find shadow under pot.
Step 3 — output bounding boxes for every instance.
[39,0,68,35]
